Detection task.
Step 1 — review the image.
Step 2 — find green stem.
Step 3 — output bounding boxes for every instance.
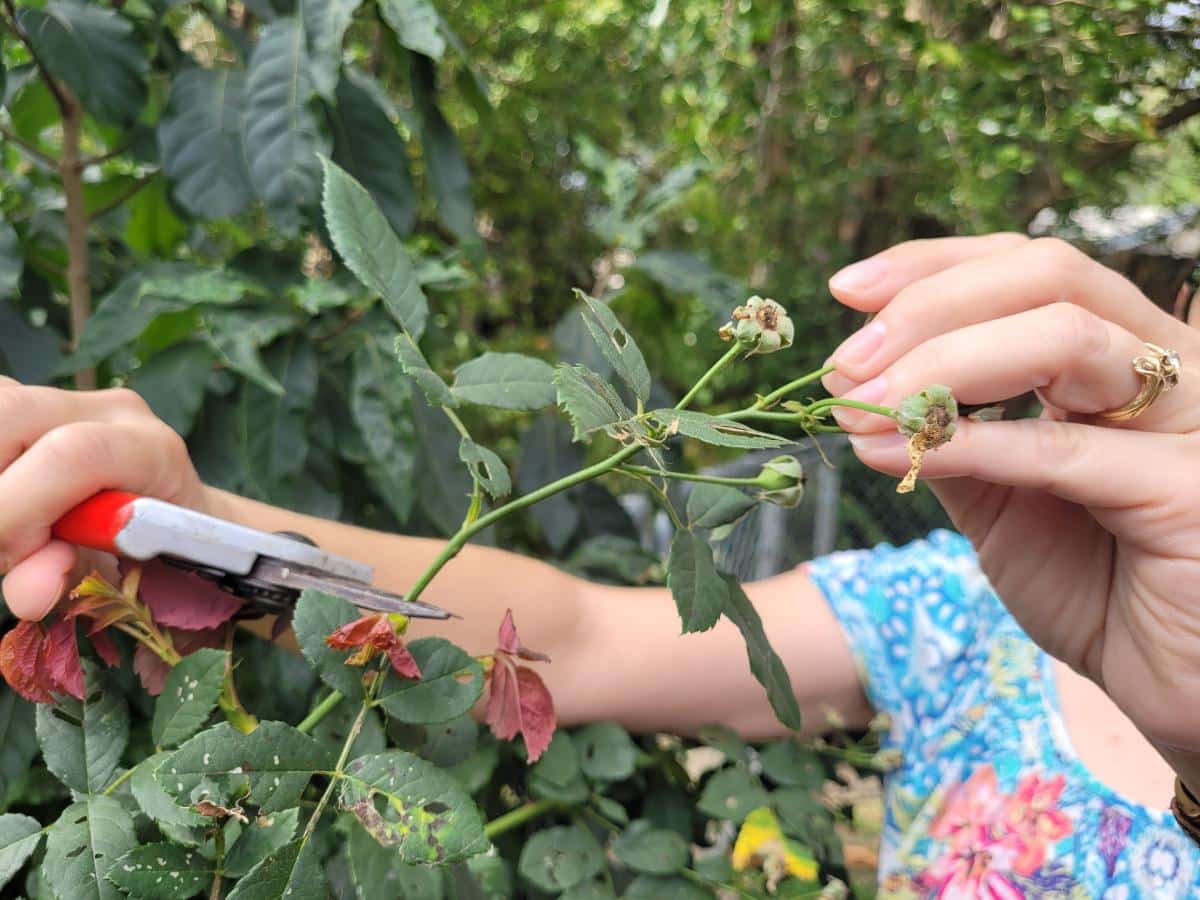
[217,626,258,734]
[613,468,684,529]
[441,406,472,441]
[405,444,641,603]
[674,342,743,411]
[296,691,344,735]
[616,464,763,487]
[209,825,226,900]
[301,695,371,845]
[805,397,897,419]
[483,799,561,839]
[754,362,836,409]
[103,764,139,797]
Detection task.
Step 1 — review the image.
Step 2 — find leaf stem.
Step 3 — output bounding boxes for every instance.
[301,694,371,845]
[0,126,57,169]
[209,823,225,900]
[754,362,836,409]
[483,799,561,839]
[805,397,897,419]
[674,342,743,411]
[612,468,684,529]
[616,464,762,487]
[405,443,641,603]
[296,691,344,735]
[102,763,139,797]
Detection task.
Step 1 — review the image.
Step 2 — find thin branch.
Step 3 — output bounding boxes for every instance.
[78,143,130,169]
[89,171,156,221]
[1,0,70,111]
[0,126,58,169]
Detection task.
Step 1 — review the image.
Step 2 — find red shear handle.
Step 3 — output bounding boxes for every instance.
[52,490,140,555]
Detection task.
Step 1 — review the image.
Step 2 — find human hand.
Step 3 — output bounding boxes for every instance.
[822,235,1200,752]
[0,378,213,620]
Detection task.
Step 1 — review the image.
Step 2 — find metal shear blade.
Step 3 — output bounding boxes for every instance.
[249,557,453,619]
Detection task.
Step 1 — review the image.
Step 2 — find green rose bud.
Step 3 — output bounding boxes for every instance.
[718,296,795,355]
[754,454,805,507]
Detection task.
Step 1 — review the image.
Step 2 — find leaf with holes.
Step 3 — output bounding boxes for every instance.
[159,68,255,220]
[612,819,689,875]
[574,290,651,402]
[0,814,41,892]
[158,722,336,814]
[321,156,428,336]
[553,364,633,442]
[244,19,330,231]
[451,352,557,410]
[223,808,300,878]
[697,767,770,824]
[375,638,484,724]
[722,577,803,732]
[686,484,757,530]
[666,530,729,634]
[35,660,129,794]
[130,753,208,846]
[224,838,327,900]
[338,751,489,863]
[574,721,638,782]
[459,439,511,499]
[152,649,227,749]
[347,817,446,900]
[517,825,604,893]
[395,331,456,407]
[43,796,136,900]
[105,843,214,899]
[653,410,790,449]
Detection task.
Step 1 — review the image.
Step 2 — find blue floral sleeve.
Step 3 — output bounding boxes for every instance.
[805,529,1004,747]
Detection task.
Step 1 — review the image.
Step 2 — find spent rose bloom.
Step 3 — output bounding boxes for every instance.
[719,296,795,355]
[325,612,421,679]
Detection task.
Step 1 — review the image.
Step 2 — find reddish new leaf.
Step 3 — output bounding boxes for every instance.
[0,621,52,703]
[496,609,550,662]
[484,655,556,762]
[132,627,224,696]
[90,629,120,668]
[136,560,243,629]
[41,619,84,700]
[325,613,423,680]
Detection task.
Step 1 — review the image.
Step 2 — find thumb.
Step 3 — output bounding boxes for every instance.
[1,540,79,621]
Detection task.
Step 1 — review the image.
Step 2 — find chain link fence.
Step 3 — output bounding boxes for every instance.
[622,437,952,582]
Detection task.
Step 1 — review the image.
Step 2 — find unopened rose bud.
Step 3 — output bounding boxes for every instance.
[719,296,795,355]
[754,455,805,507]
[871,748,903,770]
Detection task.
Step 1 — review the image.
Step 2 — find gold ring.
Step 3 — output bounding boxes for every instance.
[1097,342,1182,422]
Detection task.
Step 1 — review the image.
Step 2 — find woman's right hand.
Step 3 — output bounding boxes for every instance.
[0,376,213,621]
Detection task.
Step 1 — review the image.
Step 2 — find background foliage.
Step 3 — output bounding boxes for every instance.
[2,0,1199,897]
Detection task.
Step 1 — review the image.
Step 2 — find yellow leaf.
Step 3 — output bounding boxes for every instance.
[731,806,818,884]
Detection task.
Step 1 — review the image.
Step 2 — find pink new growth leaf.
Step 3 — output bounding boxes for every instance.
[483,609,556,761]
[136,561,243,630]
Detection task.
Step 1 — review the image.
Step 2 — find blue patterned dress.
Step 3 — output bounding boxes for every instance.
[806,530,1200,899]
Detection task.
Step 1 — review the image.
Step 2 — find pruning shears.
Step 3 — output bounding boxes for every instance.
[51,490,452,620]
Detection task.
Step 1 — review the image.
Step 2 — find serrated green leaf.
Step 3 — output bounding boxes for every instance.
[376,638,484,724]
[666,530,728,633]
[320,156,429,336]
[528,732,588,804]
[412,55,475,240]
[686,484,756,530]
[413,714,479,768]
[562,881,617,900]
[130,753,208,845]
[311,700,386,762]
[697,767,769,824]
[395,331,456,407]
[130,342,214,436]
[43,796,136,900]
[152,649,228,749]
[105,843,213,899]
[654,410,790,449]
[347,824,444,900]
[159,722,336,814]
[339,750,489,863]
[574,722,638,782]
[225,838,327,900]
[379,0,445,58]
[611,820,688,875]
[201,308,297,395]
[294,591,366,702]
[592,794,629,827]
[0,814,42,892]
[244,18,330,231]
[553,364,632,441]
[573,290,650,402]
[517,825,603,893]
[332,72,417,237]
[0,220,21,299]
[459,439,511,499]
[722,577,803,732]
[0,686,37,797]
[224,808,300,878]
[623,874,714,900]
[758,740,824,789]
[460,853,514,899]
[36,660,129,795]
[18,1,147,126]
[411,391,474,534]
[159,68,255,220]
[452,352,556,410]
[301,0,361,99]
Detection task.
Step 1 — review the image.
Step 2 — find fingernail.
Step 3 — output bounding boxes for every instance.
[848,431,907,453]
[829,256,890,293]
[822,370,858,396]
[832,376,888,429]
[833,321,887,367]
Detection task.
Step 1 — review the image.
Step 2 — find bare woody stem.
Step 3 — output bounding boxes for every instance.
[58,89,95,390]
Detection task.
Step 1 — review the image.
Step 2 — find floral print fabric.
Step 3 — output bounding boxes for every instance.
[806,530,1199,899]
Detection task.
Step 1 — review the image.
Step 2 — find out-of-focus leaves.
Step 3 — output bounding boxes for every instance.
[124,176,187,258]
[129,342,214,435]
[379,0,445,59]
[0,222,20,299]
[0,303,61,384]
[301,0,362,99]
[411,55,475,240]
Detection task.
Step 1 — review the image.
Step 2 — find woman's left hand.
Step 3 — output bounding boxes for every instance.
[822,234,1200,755]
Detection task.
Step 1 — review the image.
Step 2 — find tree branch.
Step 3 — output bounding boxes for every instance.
[58,89,95,390]
[1,0,70,112]
[0,126,58,169]
[89,172,156,221]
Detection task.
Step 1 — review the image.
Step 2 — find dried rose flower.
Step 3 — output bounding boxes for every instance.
[719,296,795,355]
